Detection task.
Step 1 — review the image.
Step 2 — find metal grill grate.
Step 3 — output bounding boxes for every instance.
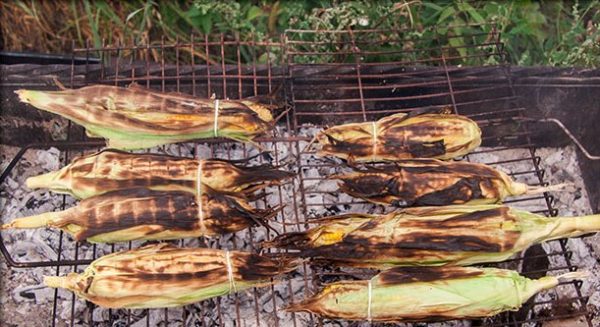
[0,25,592,326]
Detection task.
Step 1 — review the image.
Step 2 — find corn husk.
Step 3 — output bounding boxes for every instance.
[25,149,293,199]
[44,243,296,308]
[287,266,587,322]
[264,204,600,267]
[335,159,569,206]
[315,110,481,162]
[2,187,278,243]
[15,84,275,149]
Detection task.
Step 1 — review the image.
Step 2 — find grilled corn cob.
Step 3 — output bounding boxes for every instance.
[335,159,568,206]
[315,109,481,162]
[287,266,587,321]
[25,149,293,199]
[44,243,296,308]
[2,187,278,243]
[264,204,600,267]
[15,84,275,149]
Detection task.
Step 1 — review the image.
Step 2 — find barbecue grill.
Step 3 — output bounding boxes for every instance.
[0,24,594,326]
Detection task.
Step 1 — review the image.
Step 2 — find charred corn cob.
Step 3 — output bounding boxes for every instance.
[335,159,568,206]
[2,187,279,243]
[44,243,296,308]
[264,204,600,267]
[25,149,293,199]
[315,109,481,162]
[15,84,276,149]
[287,266,587,322]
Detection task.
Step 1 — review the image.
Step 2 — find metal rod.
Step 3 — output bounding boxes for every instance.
[538,118,600,160]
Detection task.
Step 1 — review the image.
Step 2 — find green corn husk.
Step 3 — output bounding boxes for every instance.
[287,266,587,322]
[44,243,296,309]
[1,187,279,243]
[264,204,600,267]
[25,149,293,199]
[315,109,481,162]
[15,84,276,149]
[334,159,569,206]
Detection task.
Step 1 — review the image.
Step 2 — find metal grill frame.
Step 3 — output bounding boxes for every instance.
[0,25,593,326]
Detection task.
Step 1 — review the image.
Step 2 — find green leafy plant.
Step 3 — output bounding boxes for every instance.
[1,0,598,67]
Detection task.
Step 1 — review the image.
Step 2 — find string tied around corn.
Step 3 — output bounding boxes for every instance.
[371,122,378,162]
[367,278,373,322]
[225,250,237,292]
[214,99,220,137]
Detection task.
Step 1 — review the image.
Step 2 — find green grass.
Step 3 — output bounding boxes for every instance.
[1,0,599,67]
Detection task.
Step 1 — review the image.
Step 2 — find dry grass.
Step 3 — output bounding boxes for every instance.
[2,1,74,53]
[1,1,163,56]
[1,1,119,53]
[1,0,211,63]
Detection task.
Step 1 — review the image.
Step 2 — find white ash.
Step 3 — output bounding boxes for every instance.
[536,146,600,326]
[1,139,599,326]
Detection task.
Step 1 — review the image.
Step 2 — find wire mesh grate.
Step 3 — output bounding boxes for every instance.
[0,25,592,326]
